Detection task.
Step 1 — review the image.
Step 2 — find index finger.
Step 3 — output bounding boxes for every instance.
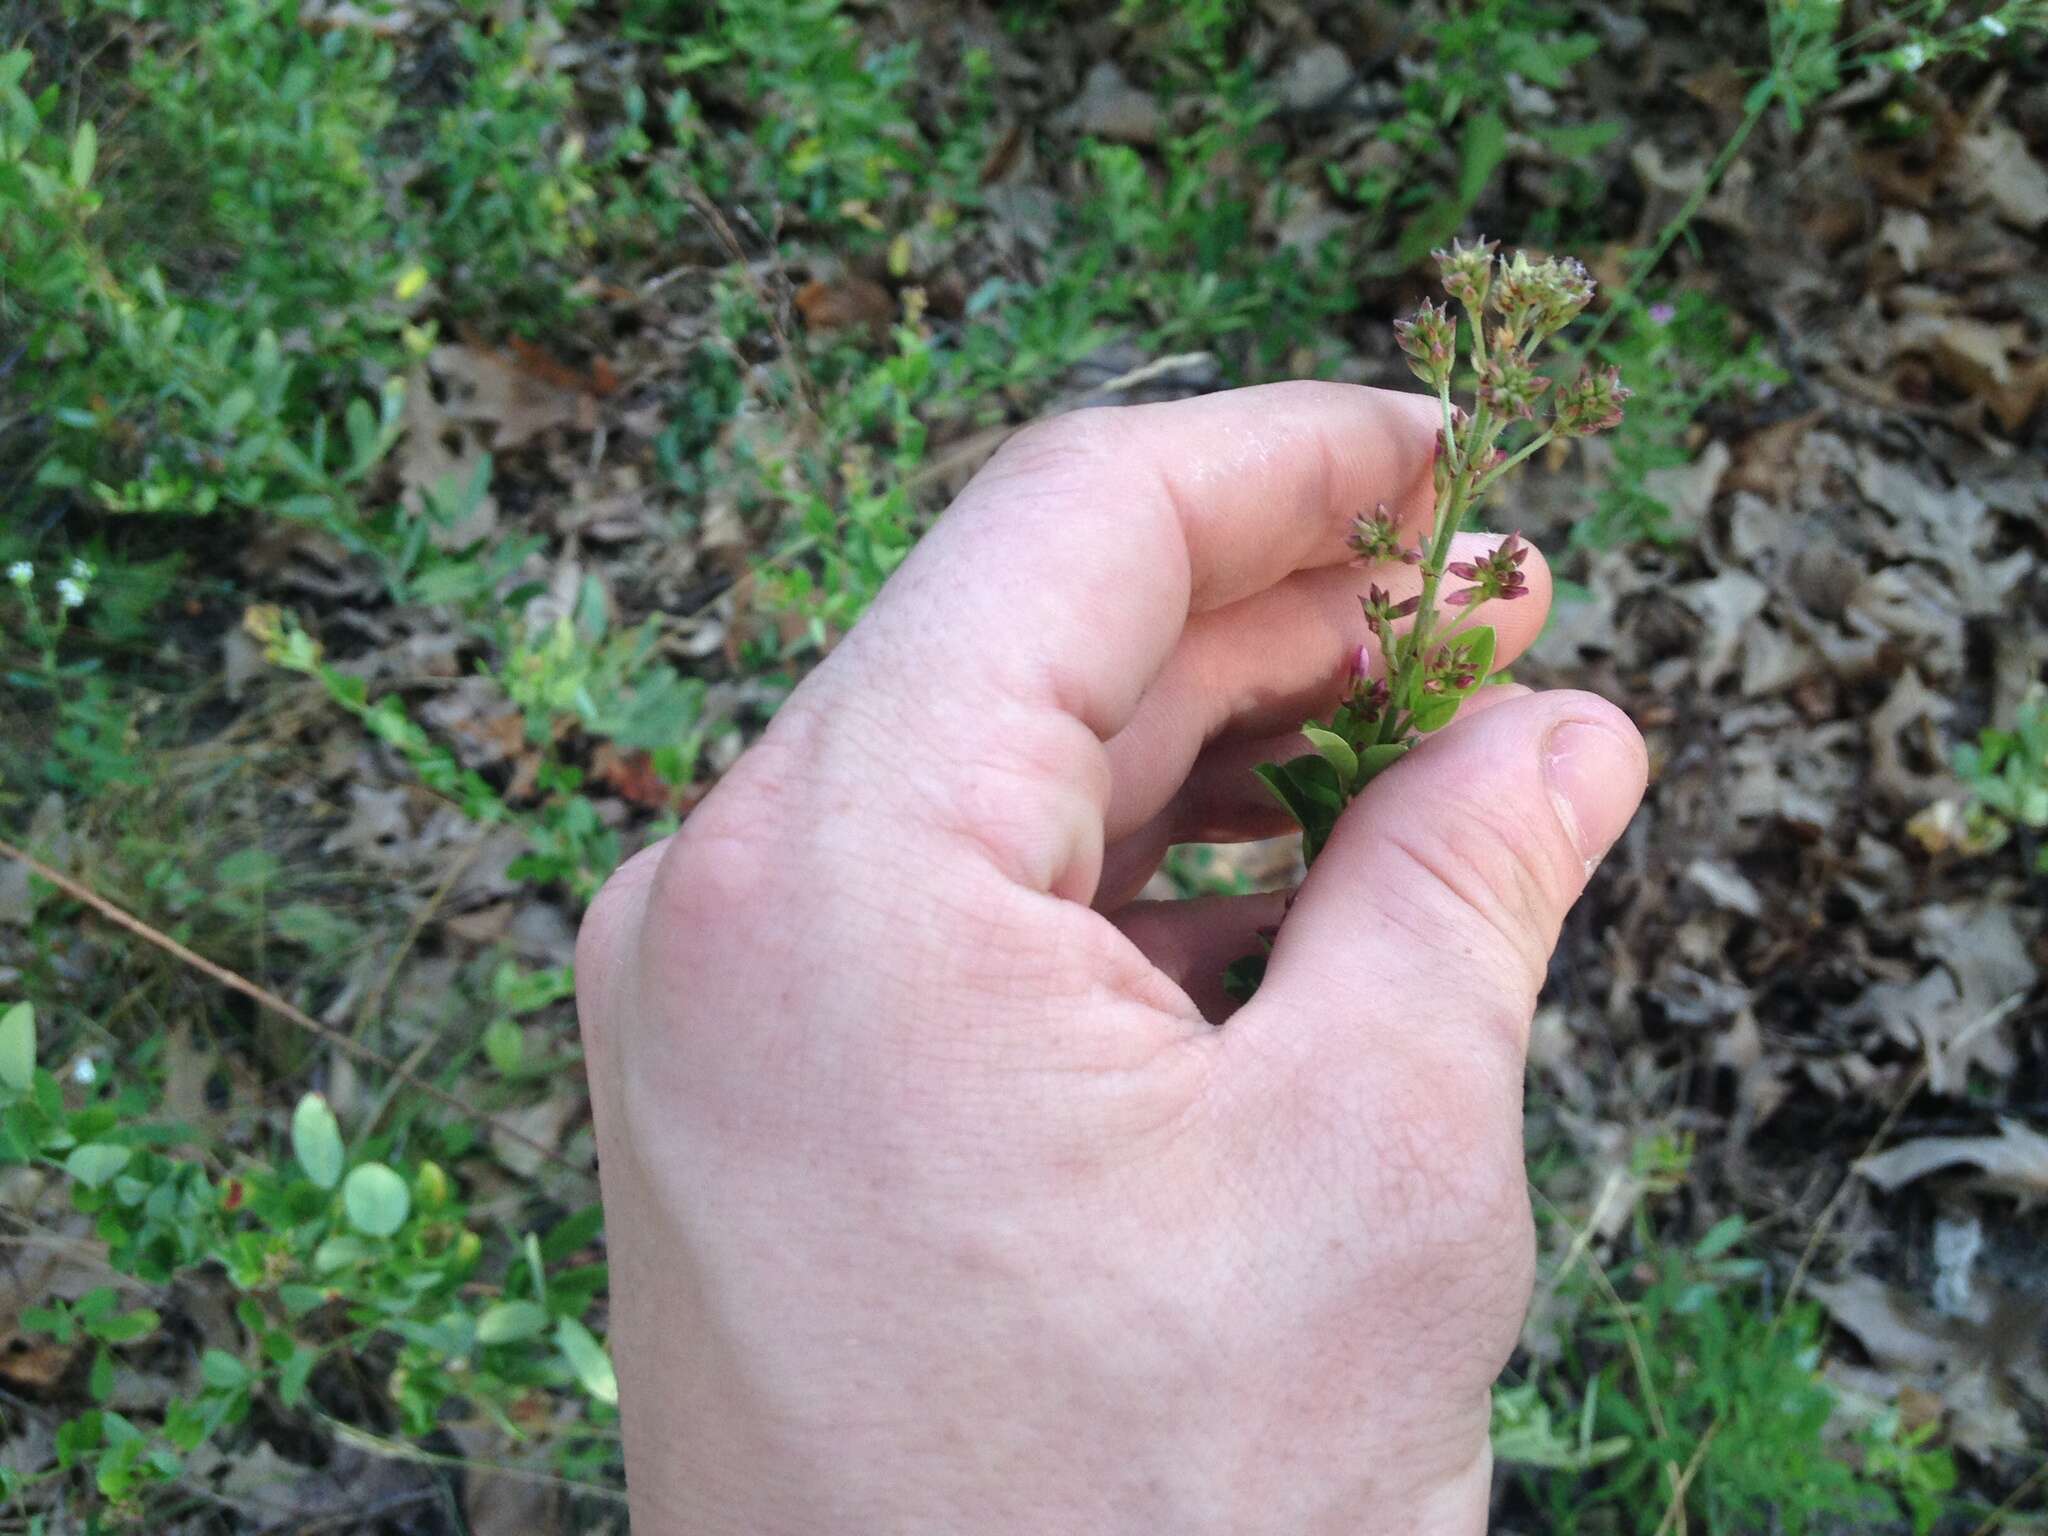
[785,382,1444,897]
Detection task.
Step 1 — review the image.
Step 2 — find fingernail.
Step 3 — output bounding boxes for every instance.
[1543,720,1642,870]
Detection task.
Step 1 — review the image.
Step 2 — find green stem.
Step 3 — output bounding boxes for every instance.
[1378,400,1492,744]
[1468,428,1557,509]
[1569,88,1766,363]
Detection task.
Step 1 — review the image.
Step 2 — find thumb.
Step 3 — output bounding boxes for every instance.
[1238,690,1647,1058]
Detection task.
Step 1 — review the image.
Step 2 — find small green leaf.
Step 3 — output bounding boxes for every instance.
[1355,743,1411,784]
[1253,762,1316,831]
[0,1002,34,1094]
[65,1143,132,1189]
[69,120,96,188]
[1693,1214,1746,1261]
[279,1346,318,1408]
[290,1093,344,1190]
[89,1347,113,1403]
[279,1284,328,1317]
[1301,726,1358,787]
[342,1162,410,1237]
[1281,753,1344,812]
[92,1308,160,1345]
[475,1300,550,1346]
[555,1317,617,1406]
[482,1016,524,1076]
[199,1349,251,1391]
[312,1235,370,1274]
[1412,696,1461,734]
[1453,625,1498,687]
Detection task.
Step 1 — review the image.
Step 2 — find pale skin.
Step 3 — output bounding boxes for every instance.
[576,382,1649,1533]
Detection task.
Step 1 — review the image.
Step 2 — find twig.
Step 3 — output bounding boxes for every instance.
[352,836,486,1039]
[1968,1457,2048,1536]
[1650,1422,1718,1536]
[320,1415,628,1503]
[0,838,590,1183]
[680,180,821,419]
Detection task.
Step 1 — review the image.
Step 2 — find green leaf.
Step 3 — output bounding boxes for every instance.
[1455,110,1509,207]
[1252,762,1316,832]
[65,1143,132,1189]
[1412,695,1461,734]
[476,1300,551,1346]
[1301,726,1358,787]
[313,1235,370,1274]
[290,1093,344,1190]
[1355,742,1411,784]
[0,1002,34,1095]
[482,1017,524,1076]
[1531,120,1622,158]
[1694,1214,1747,1261]
[1281,754,1344,812]
[1453,625,1498,687]
[279,1346,318,1408]
[92,1308,160,1345]
[555,1317,618,1406]
[199,1349,251,1391]
[69,120,95,188]
[89,1346,114,1403]
[342,1162,410,1237]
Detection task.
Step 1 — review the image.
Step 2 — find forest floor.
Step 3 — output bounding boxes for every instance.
[3,1,2046,1531]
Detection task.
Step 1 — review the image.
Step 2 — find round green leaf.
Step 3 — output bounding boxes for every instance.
[65,1144,132,1189]
[0,1001,34,1095]
[475,1300,550,1346]
[290,1093,345,1190]
[341,1162,411,1237]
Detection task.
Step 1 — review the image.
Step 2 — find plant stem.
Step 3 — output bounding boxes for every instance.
[1468,428,1557,507]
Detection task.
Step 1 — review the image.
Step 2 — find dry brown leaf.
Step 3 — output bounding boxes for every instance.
[794,276,895,333]
[397,364,498,548]
[1961,122,2048,231]
[1877,207,1932,275]
[429,342,598,451]
[1055,60,1162,145]
[1856,1118,2048,1196]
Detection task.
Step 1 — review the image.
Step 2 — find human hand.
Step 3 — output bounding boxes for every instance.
[575,383,1648,1534]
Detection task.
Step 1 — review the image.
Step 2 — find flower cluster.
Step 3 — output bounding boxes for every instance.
[1348,505,1421,566]
[1239,239,1628,993]
[1445,534,1531,608]
[6,557,95,611]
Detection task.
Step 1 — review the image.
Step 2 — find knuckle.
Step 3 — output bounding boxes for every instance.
[988,406,1122,488]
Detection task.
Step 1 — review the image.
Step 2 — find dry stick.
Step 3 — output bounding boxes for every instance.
[680,180,821,419]
[1967,1456,2048,1536]
[352,836,486,1040]
[321,1416,628,1503]
[0,838,589,1183]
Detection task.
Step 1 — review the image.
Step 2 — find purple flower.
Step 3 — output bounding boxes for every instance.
[1648,302,1677,326]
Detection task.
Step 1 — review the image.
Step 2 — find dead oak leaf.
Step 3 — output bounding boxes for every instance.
[1857,1117,2048,1198]
[429,342,600,451]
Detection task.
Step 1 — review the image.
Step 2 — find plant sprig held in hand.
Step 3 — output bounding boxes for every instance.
[1226,240,1628,999]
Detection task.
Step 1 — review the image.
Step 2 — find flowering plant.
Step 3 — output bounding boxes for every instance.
[1229,242,1627,995]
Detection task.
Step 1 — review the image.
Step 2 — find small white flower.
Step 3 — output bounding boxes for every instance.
[69,557,94,582]
[1982,14,2008,36]
[1897,41,1928,71]
[5,561,29,587]
[70,1056,97,1086]
[55,577,85,609]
